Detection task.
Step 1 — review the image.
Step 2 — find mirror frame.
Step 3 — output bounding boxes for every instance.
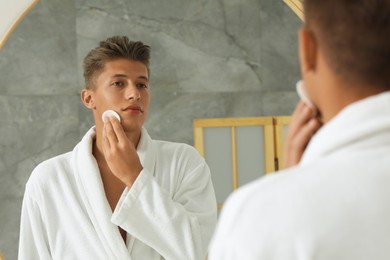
[284,0,304,21]
[0,0,40,49]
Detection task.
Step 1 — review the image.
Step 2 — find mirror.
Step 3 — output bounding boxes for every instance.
[0,1,303,258]
[0,0,40,49]
[284,0,304,21]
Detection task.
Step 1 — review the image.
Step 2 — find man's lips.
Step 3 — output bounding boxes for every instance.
[122,105,144,113]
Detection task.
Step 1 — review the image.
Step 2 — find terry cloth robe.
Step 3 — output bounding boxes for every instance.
[209,91,390,260]
[18,127,217,260]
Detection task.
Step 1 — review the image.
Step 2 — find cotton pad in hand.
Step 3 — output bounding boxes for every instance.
[102,110,121,123]
[296,80,315,110]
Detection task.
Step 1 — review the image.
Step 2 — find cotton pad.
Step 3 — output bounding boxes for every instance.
[102,110,121,123]
[296,80,315,110]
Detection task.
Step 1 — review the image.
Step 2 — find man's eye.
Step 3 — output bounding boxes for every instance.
[112,81,124,87]
[137,83,147,89]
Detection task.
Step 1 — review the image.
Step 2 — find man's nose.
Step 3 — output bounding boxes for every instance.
[125,84,141,101]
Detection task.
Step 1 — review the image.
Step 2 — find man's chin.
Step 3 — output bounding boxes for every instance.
[121,122,143,133]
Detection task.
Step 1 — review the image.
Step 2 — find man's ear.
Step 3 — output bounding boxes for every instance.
[299,27,318,74]
[81,88,96,110]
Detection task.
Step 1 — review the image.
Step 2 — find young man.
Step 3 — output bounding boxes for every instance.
[19,36,217,259]
[209,0,390,259]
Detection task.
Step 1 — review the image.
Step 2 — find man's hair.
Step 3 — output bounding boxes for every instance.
[83,36,151,89]
[304,0,390,89]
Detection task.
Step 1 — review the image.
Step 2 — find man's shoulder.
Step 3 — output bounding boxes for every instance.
[220,164,325,223]
[220,156,378,230]
[212,169,299,255]
[27,151,73,188]
[153,139,202,160]
[153,139,194,150]
[34,151,72,172]
[223,167,298,211]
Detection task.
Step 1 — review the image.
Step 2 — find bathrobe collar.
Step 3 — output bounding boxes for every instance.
[300,91,390,166]
[71,126,155,259]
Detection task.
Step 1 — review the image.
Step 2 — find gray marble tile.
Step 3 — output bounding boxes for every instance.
[260,0,303,92]
[228,91,265,117]
[0,197,22,260]
[0,0,78,96]
[261,91,300,116]
[78,0,223,27]
[76,0,263,94]
[146,92,231,144]
[78,101,95,138]
[0,95,80,198]
[145,91,267,145]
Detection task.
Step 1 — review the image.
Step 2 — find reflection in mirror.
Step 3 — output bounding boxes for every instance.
[0,1,302,259]
[17,36,218,259]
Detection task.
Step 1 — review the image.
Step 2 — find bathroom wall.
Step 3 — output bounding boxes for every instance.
[0,0,302,258]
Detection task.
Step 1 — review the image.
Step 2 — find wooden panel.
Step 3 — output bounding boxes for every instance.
[193,126,204,157]
[264,123,276,173]
[194,117,273,128]
[231,127,238,190]
[274,116,292,170]
[194,116,287,209]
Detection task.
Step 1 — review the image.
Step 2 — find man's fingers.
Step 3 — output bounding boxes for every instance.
[102,125,110,152]
[104,120,118,145]
[283,113,322,168]
[292,118,321,152]
[109,117,127,144]
[291,101,306,120]
[296,106,315,128]
[288,101,316,137]
[100,117,142,187]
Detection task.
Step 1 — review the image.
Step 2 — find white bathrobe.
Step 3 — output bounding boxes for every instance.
[209,91,390,260]
[19,127,217,260]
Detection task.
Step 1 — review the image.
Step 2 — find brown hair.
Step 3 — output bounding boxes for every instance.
[304,0,390,89]
[83,36,151,89]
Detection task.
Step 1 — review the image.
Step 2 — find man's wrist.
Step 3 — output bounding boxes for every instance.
[124,167,143,187]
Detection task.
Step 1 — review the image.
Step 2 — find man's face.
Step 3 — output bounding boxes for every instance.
[91,58,150,133]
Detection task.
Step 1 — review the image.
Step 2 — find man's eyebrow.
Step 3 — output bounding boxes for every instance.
[111,74,149,81]
[138,76,149,81]
[111,74,128,78]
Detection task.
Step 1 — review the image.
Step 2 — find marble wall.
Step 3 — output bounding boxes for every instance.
[0,0,302,258]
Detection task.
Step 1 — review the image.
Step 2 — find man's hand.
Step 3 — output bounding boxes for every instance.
[283,101,322,168]
[102,117,143,187]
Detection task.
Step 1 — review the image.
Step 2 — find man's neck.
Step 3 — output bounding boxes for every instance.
[91,126,142,211]
[319,83,386,123]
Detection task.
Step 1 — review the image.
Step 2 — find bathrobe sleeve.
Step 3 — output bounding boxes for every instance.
[111,146,217,260]
[18,186,52,260]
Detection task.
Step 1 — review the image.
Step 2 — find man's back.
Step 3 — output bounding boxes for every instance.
[209,0,390,258]
[209,91,390,259]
